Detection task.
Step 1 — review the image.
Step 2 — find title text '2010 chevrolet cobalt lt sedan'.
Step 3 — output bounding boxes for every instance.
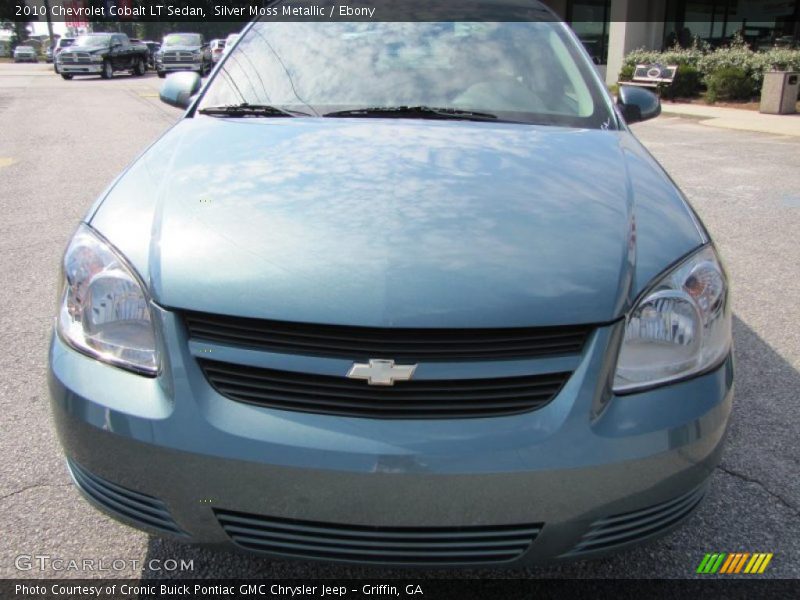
[50,2,733,567]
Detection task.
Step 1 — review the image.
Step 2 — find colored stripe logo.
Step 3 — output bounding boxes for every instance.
[697,553,773,574]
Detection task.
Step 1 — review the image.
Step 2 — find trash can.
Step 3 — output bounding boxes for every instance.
[760,71,799,115]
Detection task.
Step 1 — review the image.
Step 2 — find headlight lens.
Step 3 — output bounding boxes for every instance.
[57,224,158,375]
[613,245,731,393]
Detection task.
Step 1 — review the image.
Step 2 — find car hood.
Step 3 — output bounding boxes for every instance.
[90,117,705,328]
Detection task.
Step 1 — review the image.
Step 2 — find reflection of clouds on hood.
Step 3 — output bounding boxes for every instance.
[155,118,632,326]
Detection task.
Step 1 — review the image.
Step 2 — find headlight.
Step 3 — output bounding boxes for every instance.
[91,54,103,63]
[57,224,158,376]
[613,245,731,393]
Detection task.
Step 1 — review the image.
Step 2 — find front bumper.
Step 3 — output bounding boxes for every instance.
[59,64,102,74]
[49,307,733,567]
[157,63,202,73]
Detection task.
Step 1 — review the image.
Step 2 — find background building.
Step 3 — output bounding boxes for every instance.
[543,0,800,84]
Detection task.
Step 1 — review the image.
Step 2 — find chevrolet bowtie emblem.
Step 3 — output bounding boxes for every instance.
[346,359,417,386]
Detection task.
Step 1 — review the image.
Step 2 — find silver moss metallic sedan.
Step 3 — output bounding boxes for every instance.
[49,2,733,567]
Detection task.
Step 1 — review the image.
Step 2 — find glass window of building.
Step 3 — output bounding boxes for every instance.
[567,0,612,65]
[664,0,800,50]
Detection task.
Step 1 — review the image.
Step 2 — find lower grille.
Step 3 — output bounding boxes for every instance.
[199,359,569,419]
[67,459,183,535]
[564,485,706,556]
[215,509,542,565]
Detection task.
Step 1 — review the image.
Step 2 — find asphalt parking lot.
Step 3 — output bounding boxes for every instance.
[0,62,798,580]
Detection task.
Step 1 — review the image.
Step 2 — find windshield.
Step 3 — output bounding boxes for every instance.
[163,34,202,47]
[74,35,111,48]
[199,21,614,129]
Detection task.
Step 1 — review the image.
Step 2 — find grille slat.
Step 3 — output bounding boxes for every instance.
[68,460,183,535]
[217,512,541,539]
[190,329,584,356]
[206,371,563,401]
[212,392,556,417]
[564,486,706,556]
[234,537,525,559]
[200,360,568,419]
[215,509,541,565]
[211,384,560,406]
[184,311,592,361]
[224,526,531,550]
[187,320,589,346]
[203,362,567,392]
[579,493,704,550]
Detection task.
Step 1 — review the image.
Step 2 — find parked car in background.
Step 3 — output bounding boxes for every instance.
[51,4,733,568]
[223,33,239,55]
[143,41,161,70]
[57,33,148,80]
[13,45,37,63]
[46,46,54,62]
[209,38,226,63]
[53,37,75,74]
[156,33,211,78]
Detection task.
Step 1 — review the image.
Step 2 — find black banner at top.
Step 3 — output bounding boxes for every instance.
[3,0,564,23]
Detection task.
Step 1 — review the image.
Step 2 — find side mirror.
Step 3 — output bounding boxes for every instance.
[111,42,122,50]
[617,85,661,124]
[159,72,202,109]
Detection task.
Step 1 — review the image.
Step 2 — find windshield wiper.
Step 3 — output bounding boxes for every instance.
[323,106,499,122]
[198,104,311,118]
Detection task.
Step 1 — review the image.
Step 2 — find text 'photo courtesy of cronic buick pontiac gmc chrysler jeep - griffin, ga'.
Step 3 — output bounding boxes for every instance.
[49,0,733,568]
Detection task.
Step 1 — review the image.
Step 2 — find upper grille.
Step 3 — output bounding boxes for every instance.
[562,485,706,556]
[200,359,569,419]
[67,459,183,535]
[215,508,542,565]
[61,53,91,63]
[184,311,592,362]
[162,51,194,63]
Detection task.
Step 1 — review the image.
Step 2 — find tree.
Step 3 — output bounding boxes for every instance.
[134,21,245,42]
[10,21,31,51]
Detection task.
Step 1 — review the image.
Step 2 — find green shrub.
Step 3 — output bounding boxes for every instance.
[662,65,703,99]
[618,64,634,81]
[622,34,800,103]
[705,67,757,103]
[623,39,708,71]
